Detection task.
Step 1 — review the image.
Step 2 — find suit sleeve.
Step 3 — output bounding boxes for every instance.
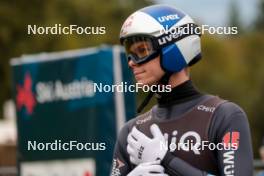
[213,103,253,176]
[161,152,207,176]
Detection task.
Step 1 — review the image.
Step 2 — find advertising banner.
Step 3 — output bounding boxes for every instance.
[10,45,136,176]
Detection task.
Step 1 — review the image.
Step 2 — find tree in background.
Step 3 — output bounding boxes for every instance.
[228,0,243,33]
[255,0,264,30]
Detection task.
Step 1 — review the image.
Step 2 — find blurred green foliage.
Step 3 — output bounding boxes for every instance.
[0,0,264,158]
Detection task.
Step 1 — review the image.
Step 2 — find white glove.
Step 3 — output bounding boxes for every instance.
[127,161,168,176]
[127,124,168,165]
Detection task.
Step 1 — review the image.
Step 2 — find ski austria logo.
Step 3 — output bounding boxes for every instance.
[16,72,36,115]
[15,71,95,116]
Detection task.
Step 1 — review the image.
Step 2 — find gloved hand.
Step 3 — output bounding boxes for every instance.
[127,124,168,165]
[127,161,168,176]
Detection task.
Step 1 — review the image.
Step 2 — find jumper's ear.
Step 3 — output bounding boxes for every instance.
[160,44,187,73]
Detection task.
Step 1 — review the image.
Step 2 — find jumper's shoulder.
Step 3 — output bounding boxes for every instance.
[214,100,246,118]
[133,110,153,126]
[210,100,249,139]
[117,118,135,143]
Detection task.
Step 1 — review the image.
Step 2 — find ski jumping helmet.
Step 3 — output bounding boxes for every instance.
[120,4,202,73]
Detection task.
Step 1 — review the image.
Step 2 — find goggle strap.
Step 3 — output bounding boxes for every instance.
[137,72,172,113]
[137,91,155,113]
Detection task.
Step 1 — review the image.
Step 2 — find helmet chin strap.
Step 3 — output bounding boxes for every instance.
[137,72,172,113]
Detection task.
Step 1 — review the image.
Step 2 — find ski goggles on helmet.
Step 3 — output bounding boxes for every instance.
[120,23,201,65]
[122,36,160,64]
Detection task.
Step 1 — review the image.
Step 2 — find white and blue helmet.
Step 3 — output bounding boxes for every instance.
[120,5,202,73]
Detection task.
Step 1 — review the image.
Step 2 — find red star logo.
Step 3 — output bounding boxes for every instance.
[16,72,36,115]
[83,171,92,176]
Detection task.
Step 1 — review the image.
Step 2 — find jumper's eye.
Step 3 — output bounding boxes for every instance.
[133,45,151,58]
[130,42,153,59]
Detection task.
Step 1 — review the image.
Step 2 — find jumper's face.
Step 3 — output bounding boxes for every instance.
[127,41,165,85]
